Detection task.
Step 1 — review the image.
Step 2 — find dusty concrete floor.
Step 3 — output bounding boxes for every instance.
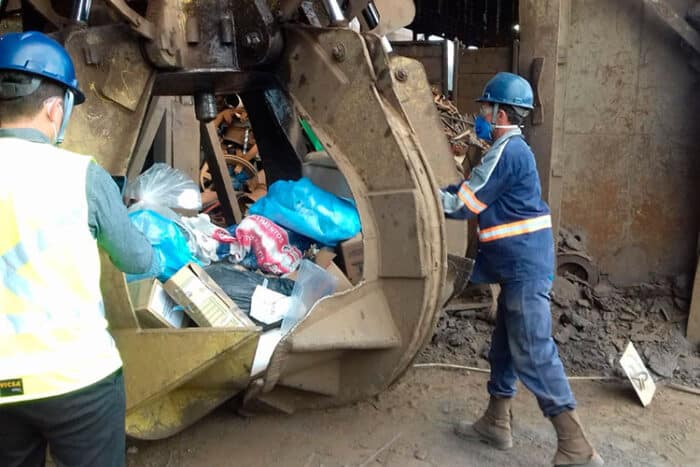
[421,276,700,389]
[126,368,700,467]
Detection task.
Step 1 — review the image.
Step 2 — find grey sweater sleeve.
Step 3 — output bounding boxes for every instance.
[86,162,155,274]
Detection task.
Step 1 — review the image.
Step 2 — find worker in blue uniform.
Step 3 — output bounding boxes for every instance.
[441,72,604,467]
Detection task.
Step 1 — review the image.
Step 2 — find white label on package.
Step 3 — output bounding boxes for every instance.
[151,282,169,313]
[161,307,185,328]
[152,282,184,328]
[181,276,211,304]
[250,286,292,325]
[181,276,236,327]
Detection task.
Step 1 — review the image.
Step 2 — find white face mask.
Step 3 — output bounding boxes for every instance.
[479,103,522,131]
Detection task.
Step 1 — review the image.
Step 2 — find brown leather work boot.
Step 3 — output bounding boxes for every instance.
[550,410,604,466]
[454,396,513,450]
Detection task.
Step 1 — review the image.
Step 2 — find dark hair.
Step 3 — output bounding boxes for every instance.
[501,104,530,126]
[0,71,64,124]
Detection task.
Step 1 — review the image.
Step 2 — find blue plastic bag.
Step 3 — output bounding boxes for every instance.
[127,209,200,282]
[249,178,361,246]
[229,167,250,191]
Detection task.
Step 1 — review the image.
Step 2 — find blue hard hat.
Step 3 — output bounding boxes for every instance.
[0,31,85,104]
[476,72,533,110]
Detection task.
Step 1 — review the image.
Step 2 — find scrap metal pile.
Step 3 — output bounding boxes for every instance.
[199,98,268,226]
[420,228,700,389]
[432,87,489,157]
[432,88,489,178]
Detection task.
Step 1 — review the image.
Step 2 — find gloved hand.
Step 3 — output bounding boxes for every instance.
[439,188,463,214]
[443,183,460,195]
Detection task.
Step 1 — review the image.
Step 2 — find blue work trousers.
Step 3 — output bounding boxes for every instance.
[487,278,576,417]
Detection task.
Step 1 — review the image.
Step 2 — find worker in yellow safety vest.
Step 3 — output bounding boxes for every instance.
[0,31,158,467]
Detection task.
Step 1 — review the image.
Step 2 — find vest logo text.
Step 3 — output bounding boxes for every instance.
[0,378,24,397]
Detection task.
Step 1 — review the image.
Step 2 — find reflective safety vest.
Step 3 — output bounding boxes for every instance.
[0,137,122,404]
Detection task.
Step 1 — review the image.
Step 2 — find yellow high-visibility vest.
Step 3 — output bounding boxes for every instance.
[0,137,122,404]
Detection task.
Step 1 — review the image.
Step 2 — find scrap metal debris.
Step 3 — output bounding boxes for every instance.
[432,88,490,156]
[199,97,268,225]
[420,227,700,389]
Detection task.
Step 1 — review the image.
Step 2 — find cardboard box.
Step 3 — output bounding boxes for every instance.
[313,248,337,269]
[327,262,353,292]
[287,248,354,292]
[338,234,364,284]
[128,278,184,328]
[164,263,256,328]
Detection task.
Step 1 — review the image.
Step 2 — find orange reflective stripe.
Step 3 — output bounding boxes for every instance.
[457,183,487,214]
[478,215,551,243]
[479,216,545,235]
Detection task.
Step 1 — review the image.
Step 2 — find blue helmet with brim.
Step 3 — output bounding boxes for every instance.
[476,72,534,110]
[0,31,85,104]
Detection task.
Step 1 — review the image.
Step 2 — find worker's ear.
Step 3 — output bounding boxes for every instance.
[44,96,64,124]
[497,108,510,125]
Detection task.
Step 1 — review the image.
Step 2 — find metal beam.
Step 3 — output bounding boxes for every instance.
[518,0,569,237]
[642,0,700,54]
[127,96,170,182]
[688,2,700,31]
[171,97,201,184]
[26,0,69,28]
[102,0,156,40]
[201,122,243,225]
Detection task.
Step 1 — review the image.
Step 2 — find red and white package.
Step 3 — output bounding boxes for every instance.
[235,215,303,275]
[211,228,236,244]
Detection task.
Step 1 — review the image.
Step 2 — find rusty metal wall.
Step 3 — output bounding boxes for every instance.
[559,0,700,285]
[518,0,567,239]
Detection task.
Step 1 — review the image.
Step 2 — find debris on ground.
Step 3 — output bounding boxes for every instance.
[419,227,700,388]
[413,449,428,461]
[126,366,700,467]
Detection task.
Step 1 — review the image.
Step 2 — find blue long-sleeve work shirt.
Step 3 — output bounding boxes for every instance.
[441,129,554,284]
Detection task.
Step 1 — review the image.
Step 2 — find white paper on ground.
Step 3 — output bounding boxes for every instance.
[620,341,656,407]
[251,329,284,376]
[250,286,293,324]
